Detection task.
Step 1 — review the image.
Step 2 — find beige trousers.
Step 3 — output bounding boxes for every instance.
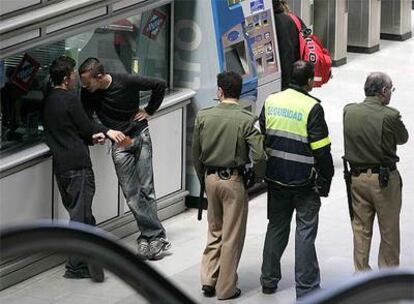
[351,169,402,272]
[200,171,248,299]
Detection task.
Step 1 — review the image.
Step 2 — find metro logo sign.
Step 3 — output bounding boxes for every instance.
[11,54,40,92]
[142,10,167,40]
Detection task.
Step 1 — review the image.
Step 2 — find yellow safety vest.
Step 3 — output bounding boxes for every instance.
[264,89,330,185]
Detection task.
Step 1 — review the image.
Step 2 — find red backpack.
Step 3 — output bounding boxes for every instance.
[288,13,332,87]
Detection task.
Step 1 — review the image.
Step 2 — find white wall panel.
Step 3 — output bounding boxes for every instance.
[150,109,183,199]
[45,7,107,34]
[0,29,40,49]
[0,159,53,226]
[0,0,41,16]
[113,0,147,11]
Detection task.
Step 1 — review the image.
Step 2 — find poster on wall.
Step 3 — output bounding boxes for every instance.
[10,54,40,92]
[142,10,167,40]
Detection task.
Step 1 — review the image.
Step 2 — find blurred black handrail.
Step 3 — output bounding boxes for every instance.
[0,221,196,304]
[299,268,414,304]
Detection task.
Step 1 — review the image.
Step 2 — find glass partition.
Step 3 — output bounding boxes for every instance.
[0,4,171,154]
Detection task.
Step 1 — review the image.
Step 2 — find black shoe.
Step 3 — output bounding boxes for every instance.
[202,285,216,297]
[88,263,105,283]
[262,286,277,294]
[222,288,241,300]
[63,270,91,279]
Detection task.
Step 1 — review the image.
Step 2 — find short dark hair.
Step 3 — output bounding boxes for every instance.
[78,57,105,78]
[49,56,76,86]
[291,60,315,87]
[217,71,242,99]
[272,0,290,13]
[364,72,392,96]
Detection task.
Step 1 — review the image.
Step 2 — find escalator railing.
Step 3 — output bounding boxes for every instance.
[0,221,196,304]
[299,267,414,304]
[1,222,413,304]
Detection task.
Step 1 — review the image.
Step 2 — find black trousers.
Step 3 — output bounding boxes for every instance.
[261,183,321,298]
[55,167,96,273]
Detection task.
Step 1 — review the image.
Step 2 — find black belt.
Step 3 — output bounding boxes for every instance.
[351,165,396,176]
[206,167,243,180]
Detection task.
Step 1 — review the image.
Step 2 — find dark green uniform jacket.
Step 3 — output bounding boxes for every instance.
[192,101,264,180]
[344,96,409,168]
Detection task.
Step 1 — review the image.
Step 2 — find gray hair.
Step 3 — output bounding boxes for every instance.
[364,72,392,96]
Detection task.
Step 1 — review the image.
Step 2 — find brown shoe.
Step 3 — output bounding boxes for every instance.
[222,288,241,300]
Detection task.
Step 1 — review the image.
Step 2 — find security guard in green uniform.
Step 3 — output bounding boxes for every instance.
[192,71,264,300]
[343,72,408,272]
[259,60,334,298]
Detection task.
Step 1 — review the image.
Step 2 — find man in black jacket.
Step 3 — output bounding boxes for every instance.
[79,58,170,260]
[43,56,123,280]
[272,0,300,89]
[259,60,334,298]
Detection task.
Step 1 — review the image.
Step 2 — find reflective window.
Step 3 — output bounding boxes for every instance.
[0,4,171,153]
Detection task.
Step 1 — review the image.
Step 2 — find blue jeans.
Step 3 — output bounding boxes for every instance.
[112,128,165,240]
[55,167,96,273]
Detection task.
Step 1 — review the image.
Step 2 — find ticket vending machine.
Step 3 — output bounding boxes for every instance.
[213,0,281,111]
[174,0,281,198]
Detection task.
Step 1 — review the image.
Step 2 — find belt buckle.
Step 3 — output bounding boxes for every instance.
[218,168,232,180]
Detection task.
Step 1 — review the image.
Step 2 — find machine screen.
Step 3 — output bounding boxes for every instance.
[224,41,249,76]
[227,0,245,7]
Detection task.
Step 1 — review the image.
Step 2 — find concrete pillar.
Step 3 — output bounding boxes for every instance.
[347,0,381,53]
[314,0,348,66]
[380,0,412,41]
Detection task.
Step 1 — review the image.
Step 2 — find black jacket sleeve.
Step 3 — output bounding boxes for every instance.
[274,12,300,88]
[67,95,96,145]
[308,103,334,180]
[259,106,266,135]
[80,88,109,134]
[127,75,167,115]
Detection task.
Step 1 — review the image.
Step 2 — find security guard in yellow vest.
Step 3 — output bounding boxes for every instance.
[259,60,334,298]
[192,71,264,300]
[343,72,408,272]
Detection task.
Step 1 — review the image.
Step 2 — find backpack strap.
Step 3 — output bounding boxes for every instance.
[288,13,303,31]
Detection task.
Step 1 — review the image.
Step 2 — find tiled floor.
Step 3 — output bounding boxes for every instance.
[1,16,414,304]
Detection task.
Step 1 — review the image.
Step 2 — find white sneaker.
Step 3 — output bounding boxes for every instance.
[148,237,171,260]
[137,238,149,259]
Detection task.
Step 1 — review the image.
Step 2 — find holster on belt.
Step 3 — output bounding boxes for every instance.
[379,166,390,188]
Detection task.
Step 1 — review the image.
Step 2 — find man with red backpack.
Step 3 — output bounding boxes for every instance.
[272,0,331,88]
[272,0,300,90]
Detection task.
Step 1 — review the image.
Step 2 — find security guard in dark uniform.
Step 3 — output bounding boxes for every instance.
[343,72,408,272]
[259,60,334,298]
[192,71,264,300]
